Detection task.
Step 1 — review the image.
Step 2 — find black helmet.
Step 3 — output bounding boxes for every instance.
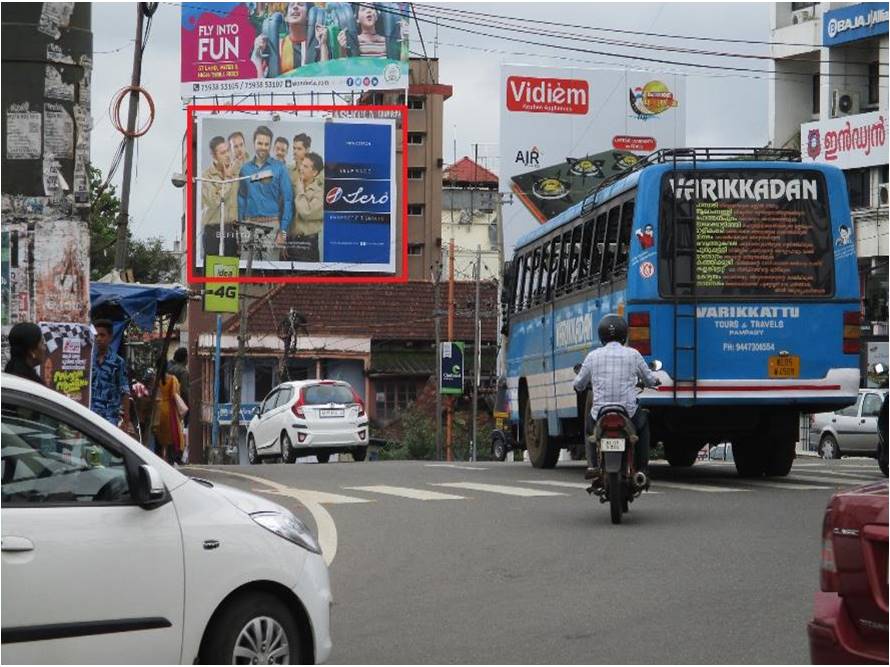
[598,314,628,345]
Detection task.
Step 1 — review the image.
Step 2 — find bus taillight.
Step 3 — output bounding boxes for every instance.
[628,312,651,356]
[843,311,860,354]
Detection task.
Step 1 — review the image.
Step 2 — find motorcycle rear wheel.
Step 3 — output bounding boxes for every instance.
[608,472,622,524]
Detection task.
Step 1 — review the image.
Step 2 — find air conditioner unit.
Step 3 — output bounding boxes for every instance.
[832,90,861,117]
[880,183,889,207]
[791,7,815,24]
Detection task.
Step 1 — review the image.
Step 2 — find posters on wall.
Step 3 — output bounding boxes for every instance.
[181,2,410,99]
[195,115,396,273]
[33,219,90,323]
[39,322,93,406]
[500,65,686,255]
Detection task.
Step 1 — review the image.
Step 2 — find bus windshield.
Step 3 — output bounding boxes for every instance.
[658,169,834,298]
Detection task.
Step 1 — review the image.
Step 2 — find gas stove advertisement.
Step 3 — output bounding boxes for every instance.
[181,2,410,100]
[500,65,686,256]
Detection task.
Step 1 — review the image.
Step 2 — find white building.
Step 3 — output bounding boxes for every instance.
[770,2,888,382]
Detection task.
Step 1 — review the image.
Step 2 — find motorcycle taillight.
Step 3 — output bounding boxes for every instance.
[599,413,625,430]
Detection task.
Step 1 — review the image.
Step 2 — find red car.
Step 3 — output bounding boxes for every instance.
[808,481,888,664]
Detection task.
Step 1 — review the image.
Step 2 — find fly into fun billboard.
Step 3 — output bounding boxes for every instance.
[181,2,410,99]
[193,114,397,275]
[499,65,686,255]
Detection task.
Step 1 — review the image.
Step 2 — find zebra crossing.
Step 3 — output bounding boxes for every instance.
[272,464,887,506]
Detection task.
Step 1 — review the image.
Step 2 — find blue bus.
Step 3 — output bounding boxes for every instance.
[501,148,860,477]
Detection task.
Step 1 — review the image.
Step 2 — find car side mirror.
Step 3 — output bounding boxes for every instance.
[137,464,167,509]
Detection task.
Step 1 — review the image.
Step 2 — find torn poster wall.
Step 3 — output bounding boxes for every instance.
[33,218,89,323]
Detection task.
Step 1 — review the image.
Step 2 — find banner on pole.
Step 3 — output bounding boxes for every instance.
[440,341,464,395]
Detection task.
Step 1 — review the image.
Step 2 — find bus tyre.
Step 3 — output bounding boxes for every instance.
[665,445,698,468]
[764,438,795,477]
[733,439,765,478]
[523,394,558,469]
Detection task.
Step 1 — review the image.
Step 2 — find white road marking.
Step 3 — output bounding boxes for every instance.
[736,481,831,491]
[181,468,368,567]
[425,464,489,471]
[345,485,465,501]
[652,481,747,493]
[788,474,879,486]
[433,482,567,497]
[521,479,663,494]
[808,470,884,481]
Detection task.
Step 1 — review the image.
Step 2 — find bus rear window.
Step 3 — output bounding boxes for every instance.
[658,170,834,298]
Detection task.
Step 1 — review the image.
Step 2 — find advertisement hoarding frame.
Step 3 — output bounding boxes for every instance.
[186,104,408,285]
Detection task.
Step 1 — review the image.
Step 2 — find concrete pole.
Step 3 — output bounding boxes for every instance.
[446,237,455,462]
[472,244,481,462]
[433,262,443,461]
[227,226,255,463]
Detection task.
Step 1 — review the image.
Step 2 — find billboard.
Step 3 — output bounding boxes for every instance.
[181,2,410,99]
[800,111,887,170]
[193,113,397,274]
[500,65,686,255]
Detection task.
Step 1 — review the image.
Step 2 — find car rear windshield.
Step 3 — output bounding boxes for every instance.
[658,169,834,298]
[302,384,355,405]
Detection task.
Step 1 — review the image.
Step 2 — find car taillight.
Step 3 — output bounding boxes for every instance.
[291,391,306,419]
[350,388,365,418]
[628,311,651,356]
[820,508,840,592]
[599,413,626,431]
[843,311,860,355]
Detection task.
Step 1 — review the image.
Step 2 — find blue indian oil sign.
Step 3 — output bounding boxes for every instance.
[823,3,889,47]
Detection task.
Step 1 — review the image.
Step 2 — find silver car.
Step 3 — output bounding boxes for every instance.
[809,389,888,459]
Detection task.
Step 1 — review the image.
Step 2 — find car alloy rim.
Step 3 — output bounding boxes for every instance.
[233,615,289,664]
[822,441,834,459]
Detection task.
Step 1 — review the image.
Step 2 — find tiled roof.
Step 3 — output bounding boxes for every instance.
[443,157,498,186]
[226,281,499,343]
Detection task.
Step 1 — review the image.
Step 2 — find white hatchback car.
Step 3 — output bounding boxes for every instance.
[1,374,332,664]
[248,380,369,464]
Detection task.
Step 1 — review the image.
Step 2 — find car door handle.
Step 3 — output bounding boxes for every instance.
[1,536,34,552]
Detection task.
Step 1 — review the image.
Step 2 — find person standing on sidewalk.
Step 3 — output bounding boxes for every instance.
[4,322,46,385]
[91,319,133,434]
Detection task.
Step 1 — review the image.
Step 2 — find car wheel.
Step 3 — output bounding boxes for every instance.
[819,434,840,460]
[491,432,508,462]
[352,446,367,462]
[316,452,331,463]
[247,436,260,465]
[200,591,300,665]
[281,431,297,464]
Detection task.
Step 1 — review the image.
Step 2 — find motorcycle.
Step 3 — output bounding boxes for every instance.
[575,360,662,525]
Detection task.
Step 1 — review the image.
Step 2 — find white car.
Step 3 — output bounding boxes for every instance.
[1,373,332,665]
[248,380,369,464]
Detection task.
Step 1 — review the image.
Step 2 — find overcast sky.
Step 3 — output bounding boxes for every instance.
[90,2,771,247]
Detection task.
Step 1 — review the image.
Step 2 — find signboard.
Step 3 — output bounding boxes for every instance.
[659,170,834,298]
[440,341,464,395]
[204,255,240,312]
[195,115,396,274]
[217,402,260,425]
[181,2,410,99]
[800,111,887,171]
[823,3,889,46]
[39,322,93,407]
[500,65,686,256]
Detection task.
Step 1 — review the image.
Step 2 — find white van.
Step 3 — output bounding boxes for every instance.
[1,373,332,664]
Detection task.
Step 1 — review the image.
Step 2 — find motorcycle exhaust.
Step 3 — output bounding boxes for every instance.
[633,471,648,490]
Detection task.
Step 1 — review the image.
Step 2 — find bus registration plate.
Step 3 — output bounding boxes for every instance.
[600,438,626,452]
[768,355,800,378]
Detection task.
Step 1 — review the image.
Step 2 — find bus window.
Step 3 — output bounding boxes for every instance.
[530,247,544,304]
[547,237,561,299]
[522,252,535,310]
[512,253,526,313]
[556,231,571,292]
[615,200,635,272]
[600,206,621,283]
[567,224,583,288]
[590,212,607,283]
[578,218,594,282]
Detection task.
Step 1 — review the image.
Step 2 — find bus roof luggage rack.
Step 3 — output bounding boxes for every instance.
[580,147,801,215]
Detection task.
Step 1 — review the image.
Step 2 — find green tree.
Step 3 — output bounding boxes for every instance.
[89,165,180,284]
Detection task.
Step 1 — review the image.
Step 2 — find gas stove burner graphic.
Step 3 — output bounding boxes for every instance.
[532,177,571,200]
[567,157,604,178]
[614,153,640,171]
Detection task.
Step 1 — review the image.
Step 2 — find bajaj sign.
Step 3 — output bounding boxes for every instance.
[824,2,889,46]
[505,76,589,114]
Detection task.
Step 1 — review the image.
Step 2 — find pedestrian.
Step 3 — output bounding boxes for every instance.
[4,322,46,385]
[131,368,156,450]
[167,347,190,411]
[153,361,186,465]
[90,319,133,433]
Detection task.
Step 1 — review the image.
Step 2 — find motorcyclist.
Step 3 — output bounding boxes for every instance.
[573,313,661,484]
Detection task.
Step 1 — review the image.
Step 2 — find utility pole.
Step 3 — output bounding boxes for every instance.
[432,262,443,461]
[446,237,455,462]
[472,244,481,462]
[113,5,146,271]
[227,223,260,463]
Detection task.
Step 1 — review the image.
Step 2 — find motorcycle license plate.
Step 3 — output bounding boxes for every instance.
[600,438,626,452]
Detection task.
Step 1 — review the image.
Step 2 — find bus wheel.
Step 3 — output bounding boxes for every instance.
[665,444,698,467]
[523,395,558,468]
[732,439,765,478]
[764,437,795,477]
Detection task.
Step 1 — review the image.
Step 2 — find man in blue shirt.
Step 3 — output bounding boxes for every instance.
[91,319,133,432]
[237,125,294,262]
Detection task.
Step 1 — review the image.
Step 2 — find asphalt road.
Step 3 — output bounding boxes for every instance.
[182,456,887,664]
